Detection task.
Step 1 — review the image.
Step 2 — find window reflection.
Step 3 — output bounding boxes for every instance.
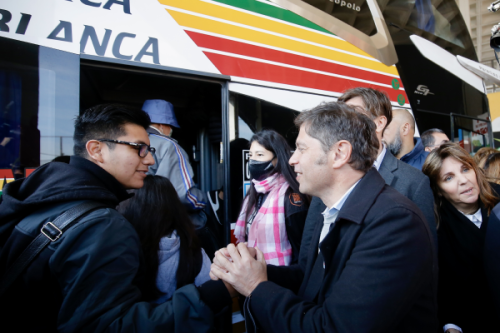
[0,37,79,174]
[0,71,22,169]
[39,47,79,165]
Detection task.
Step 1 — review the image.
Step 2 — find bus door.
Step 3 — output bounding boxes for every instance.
[79,58,229,252]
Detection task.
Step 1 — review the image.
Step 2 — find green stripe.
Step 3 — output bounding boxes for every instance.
[213,0,333,35]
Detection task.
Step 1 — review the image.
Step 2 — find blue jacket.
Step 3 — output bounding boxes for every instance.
[400,138,429,170]
[0,156,230,332]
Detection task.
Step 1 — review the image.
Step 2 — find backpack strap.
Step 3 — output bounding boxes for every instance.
[0,201,107,297]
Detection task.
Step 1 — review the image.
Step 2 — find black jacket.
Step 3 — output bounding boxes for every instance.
[284,188,308,264]
[485,202,500,319]
[0,156,230,332]
[437,186,500,332]
[300,153,436,270]
[245,168,438,333]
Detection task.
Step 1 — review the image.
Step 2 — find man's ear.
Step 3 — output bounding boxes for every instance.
[424,146,432,152]
[374,116,387,135]
[332,140,352,169]
[401,122,411,136]
[86,140,105,163]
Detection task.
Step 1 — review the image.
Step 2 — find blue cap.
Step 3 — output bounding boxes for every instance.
[142,99,180,128]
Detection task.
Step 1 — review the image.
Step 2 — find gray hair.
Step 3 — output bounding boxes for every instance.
[294,102,379,172]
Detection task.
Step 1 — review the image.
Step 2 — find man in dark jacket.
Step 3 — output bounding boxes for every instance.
[298,89,436,270]
[383,108,429,170]
[0,104,231,332]
[211,102,438,332]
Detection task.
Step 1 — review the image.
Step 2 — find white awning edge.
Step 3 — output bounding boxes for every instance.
[410,35,485,94]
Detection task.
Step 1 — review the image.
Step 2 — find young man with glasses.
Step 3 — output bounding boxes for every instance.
[0,104,232,332]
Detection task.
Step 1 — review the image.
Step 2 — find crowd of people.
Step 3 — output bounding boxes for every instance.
[0,88,499,333]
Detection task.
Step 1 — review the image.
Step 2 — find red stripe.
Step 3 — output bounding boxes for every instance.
[26,168,36,177]
[203,51,407,103]
[173,143,192,188]
[0,169,14,178]
[185,30,403,90]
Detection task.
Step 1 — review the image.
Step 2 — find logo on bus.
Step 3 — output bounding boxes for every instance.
[414,85,434,96]
[331,0,361,12]
[397,94,405,106]
[391,79,400,90]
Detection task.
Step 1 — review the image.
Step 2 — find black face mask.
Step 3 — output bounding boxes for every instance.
[249,159,275,181]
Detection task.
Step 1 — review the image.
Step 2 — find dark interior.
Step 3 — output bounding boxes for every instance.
[80,61,224,191]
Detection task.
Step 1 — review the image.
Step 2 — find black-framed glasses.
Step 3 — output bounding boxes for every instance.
[97,139,156,157]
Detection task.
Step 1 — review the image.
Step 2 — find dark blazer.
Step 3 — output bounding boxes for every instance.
[245,168,438,333]
[300,152,436,270]
[378,151,435,238]
[438,189,500,332]
[485,203,500,318]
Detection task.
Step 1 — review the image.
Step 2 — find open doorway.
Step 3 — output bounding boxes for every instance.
[80,60,224,194]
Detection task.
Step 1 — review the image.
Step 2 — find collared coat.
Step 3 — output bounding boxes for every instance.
[244,168,438,333]
[300,153,436,270]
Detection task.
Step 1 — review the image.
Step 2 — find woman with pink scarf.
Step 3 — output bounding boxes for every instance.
[234,130,309,266]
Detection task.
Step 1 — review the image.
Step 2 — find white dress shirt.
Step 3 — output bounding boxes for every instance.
[373,144,387,171]
[317,147,384,247]
[460,208,482,228]
[319,180,360,246]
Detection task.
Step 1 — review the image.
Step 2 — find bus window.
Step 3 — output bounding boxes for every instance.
[0,37,79,175]
[228,92,300,223]
[451,114,492,155]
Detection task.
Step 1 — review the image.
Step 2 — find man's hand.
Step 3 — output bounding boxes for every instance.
[210,243,267,296]
[216,244,257,260]
[222,280,239,298]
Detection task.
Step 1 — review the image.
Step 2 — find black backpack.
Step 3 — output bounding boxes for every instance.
[0,201,106,330]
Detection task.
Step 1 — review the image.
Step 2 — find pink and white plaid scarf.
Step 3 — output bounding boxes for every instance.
[234,173,292,266]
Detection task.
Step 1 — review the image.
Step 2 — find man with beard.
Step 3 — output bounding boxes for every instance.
[296,88,436,268]
[210,102,438,333]
[383,108,429,170]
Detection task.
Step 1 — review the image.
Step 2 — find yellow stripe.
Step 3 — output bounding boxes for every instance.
[166,9,399,76]
[160,0,397,75]
[160,0,370,54]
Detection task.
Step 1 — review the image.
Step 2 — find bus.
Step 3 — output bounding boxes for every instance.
[0,0,491,247]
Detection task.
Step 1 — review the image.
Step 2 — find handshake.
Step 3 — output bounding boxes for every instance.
[210,243,268,297]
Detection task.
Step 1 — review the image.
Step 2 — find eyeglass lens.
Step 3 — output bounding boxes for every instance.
[139,145,148,157]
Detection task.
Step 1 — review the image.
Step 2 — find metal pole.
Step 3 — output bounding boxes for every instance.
[221,82,231,246]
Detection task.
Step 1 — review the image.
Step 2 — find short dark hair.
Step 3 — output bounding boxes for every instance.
[421,128,445,148]
[294,102,379,172]
[74,104,151,157]
[338,87,393,130]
